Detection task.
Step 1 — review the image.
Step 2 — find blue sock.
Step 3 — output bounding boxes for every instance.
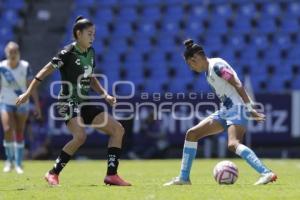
[236,144,271,174]
[3,141,14,163]
[179,140,198,181]
[14,141,25,167]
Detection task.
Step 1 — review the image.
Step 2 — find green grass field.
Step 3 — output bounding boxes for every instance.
[0,159,299,200]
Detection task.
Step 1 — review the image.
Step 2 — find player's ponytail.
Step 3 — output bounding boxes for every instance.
[183,38,205,60]
[73,16,94,40]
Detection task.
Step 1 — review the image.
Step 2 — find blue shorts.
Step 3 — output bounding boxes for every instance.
[209,105,249,130]
[0,103,29,114]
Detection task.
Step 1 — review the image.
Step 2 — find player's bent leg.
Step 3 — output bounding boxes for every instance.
[45,117,86,186]
[92,112,131,186]
[1,110,15,173]
[227,125,277,185]
[164,117,224,186]
[14,112,29,174]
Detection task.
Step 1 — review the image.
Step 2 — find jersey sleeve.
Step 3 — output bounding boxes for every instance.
[213,62,234,81]
[51,49,69,69]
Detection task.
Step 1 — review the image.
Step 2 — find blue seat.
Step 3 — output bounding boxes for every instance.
[190,5,209,19]
[140,0,161,6]
[208,16,228,34]
[292,76,300,90]
[2,10,19,25]
[250,74,268,93]
[194,74,210,92]
[215,4,232,19]
[126,51,143,64]
[253,34,269,49]
[263,2,281,17]
[264,47,281,60]
[142,7,161,22]
[119,0,140,6]
[240,3,256,18]
[287,2,300,17]
[229,34,246,49]
[219,50,235,62]
[0,27,13,41]
[257,17,278,33]
[95,8,114,23]
[3,0,24,10]
[117,7,137,22]
[138,21,156,36]
[133,35,152,51]
[72,8,91,19]
[274,33,292,49]
[96,0,117,7]
[75,0,94,8]
[148,50,165,63]
[240,46,257,60]
[185,20,205,36]
[113,21,133,37]
[232,15,252,33]
[281,18,299,33]
[164,5,183,21]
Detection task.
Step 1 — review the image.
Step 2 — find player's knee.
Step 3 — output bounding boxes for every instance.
[115,122,125,137]
[74,133,87,145]
[228,141,239,152]
[185,129,198,141]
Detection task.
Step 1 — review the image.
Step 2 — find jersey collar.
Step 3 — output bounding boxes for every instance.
[74,42,89,56]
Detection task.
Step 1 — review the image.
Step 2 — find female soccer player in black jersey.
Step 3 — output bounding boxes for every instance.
[16,16,131,186]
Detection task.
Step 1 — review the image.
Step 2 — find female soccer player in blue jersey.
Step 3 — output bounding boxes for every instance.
[164,39,277,186]
[16,16,131,186]
[0,42,41,174]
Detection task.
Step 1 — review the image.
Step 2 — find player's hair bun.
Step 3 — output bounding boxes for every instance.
[184,39,194,49]
[183,39,205,59]
[75,16,84,23]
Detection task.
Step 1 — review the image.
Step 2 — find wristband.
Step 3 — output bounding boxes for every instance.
[35,77,42,82]
[245,103,254,112]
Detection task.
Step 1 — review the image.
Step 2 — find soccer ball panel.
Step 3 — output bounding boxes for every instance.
[213,160,239,184]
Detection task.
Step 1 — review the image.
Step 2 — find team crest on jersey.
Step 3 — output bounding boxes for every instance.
[75,59,80,66]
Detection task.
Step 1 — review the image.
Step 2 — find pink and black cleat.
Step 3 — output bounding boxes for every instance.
[44,172,59,186]
[104,174,131,186]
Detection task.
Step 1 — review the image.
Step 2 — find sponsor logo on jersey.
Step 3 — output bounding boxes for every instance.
[75,59,80,66]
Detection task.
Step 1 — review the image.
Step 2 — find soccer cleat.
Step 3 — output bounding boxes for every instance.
[104,174,132,186]
[3,161,13,173]
[254,172,277,185]
[15,166,24,174]
[44,172,59,186]
[163,177,192,186]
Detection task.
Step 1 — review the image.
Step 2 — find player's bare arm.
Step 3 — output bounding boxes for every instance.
[16,62,55,106]
[90,76,116,106]
[227,75,265,122]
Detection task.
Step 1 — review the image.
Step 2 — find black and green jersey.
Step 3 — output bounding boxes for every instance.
[51,42,95,103]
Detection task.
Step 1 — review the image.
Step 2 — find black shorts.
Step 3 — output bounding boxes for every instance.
[57,101,105,125]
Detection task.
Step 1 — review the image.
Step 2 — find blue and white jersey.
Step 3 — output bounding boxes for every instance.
[0,60,33,105]
[206,58,244,109]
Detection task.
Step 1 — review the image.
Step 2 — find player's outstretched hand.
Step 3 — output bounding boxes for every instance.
[250,110,266,122]
[16,92,30,106]
[105,94,117,106]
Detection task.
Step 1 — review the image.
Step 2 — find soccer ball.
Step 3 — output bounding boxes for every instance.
[213,160,239,185]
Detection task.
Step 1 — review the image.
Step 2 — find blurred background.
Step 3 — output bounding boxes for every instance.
[0,0,299,160]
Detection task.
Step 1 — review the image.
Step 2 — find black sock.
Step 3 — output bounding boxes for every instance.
[49,150,71,175]
[107,147,121,175]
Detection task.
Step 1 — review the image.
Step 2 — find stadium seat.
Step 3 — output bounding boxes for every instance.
[64,0,300,93]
